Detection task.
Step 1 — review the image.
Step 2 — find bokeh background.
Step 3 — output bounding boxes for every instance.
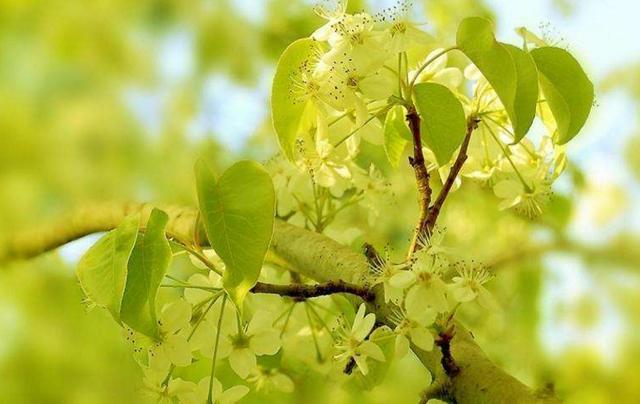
[1,0,639,403]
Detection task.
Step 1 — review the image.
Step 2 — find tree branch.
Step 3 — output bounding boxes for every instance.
[251,280,374,301]
[406,106,433,256]
[0,202,559,403]
[423,116,479,236]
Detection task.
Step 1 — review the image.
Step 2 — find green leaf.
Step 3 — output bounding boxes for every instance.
[503,44,538,142]
[383,106,409,168]
[195,159,275,307]
[530,46,594,144]
[77,213,139,321]
[120,208,171,339]
[413,82,467,165]
[457,17,538,141]
[271,38,319,160]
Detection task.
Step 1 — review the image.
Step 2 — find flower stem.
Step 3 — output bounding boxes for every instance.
[208,295,228,404]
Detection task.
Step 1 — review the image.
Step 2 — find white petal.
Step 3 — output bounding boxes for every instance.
[249,329,281,356]
[394,334,410,358]
[164,335,192,367]
[354,355,370,375]
[410,327,434,351]
[160,299,192,334]
[247,310,274,334]
[494,179,523,199]
[405,286,428,318]
[271,373,295,393]
[229,348,256,379]
[352,313,376,341]
[389,271,416,289]
[220,385,250,404]
[359,340,385,362]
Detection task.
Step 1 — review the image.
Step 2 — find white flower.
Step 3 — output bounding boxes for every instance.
[218,310,282,379]
[142,372,197,404]
[312,0,348,42]
[178,377,249,404]
[368,253,404,304]
[323,12,388,73]
[410,48,463,89]
[248,367,295,393]
[393,252,449,317]
[389,307,436,357]
[493,173,551,218]
[449,264,497,310]
[375,0,433,53]
[334,303,385,375]
[145,299,193,371]
[301,138,351,189]
[184,271,222,305]
[352,164,390,225]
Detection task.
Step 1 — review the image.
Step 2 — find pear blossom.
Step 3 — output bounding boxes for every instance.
[144,299,193,371]
[493,174,551,218]
[177,377,249,404]
[184,271,222,306]
[392,251,449,317]
[375,0,433,53]
[449,264,497,310]
[334,303,385,375]
[312,0,348,42]
[367,252,405,304]
[142,373,197,404]
[410,48,463,90]
[248,367,295,393]
[389,307,436,357]
[218,310,282,379]
[301,138,351,189]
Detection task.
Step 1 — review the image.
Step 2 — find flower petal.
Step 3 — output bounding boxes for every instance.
[220,385,250,404]
[250,329,281,356]
[229,348,256,379]
[389,271,416,289]
[410,327,434,352]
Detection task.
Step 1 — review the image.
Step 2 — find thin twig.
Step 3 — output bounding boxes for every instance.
[422,116,480,239]
[251,280,374,302]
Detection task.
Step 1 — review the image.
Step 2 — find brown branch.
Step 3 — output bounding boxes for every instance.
[406,106,433,256]
[436,326,461,378]
[423,116,479,237]
[251,280,374,302]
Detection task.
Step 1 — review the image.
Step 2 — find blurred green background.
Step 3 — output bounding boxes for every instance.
[1,0,639,403]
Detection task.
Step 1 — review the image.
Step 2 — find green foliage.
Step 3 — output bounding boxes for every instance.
[195,160,275,307]
[457,17,537,140]
[77,213,139,321]
[383,106,410,167]
[413,82,466,165]
[502,44,539,143]
[271,38,318,160]
[530,46,594,144]
[121,208,172,339]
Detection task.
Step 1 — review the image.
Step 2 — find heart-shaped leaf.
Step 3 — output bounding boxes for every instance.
[530,46,594,144]
[121,208,172,339]
[77,213,139,321]
[413,82,467,165]
[457,17,538,141]
[196,160,275,308]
